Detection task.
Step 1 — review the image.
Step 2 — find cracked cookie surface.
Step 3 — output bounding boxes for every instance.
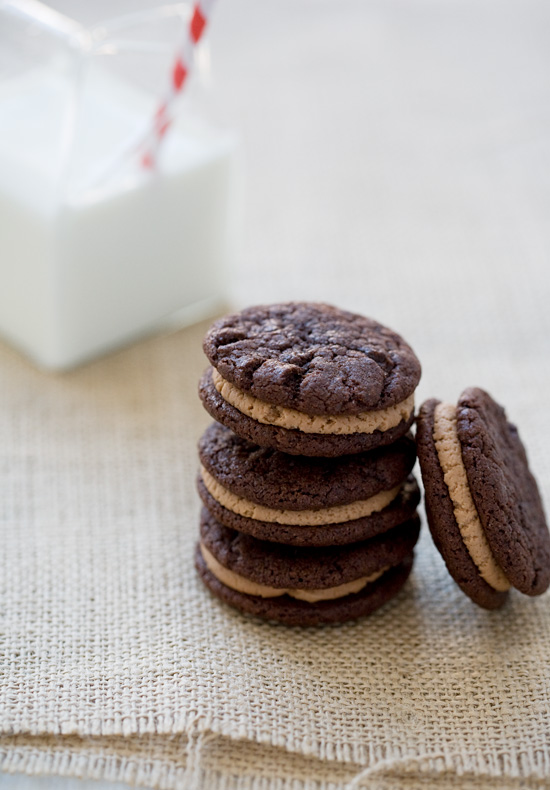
[203,302,421,415]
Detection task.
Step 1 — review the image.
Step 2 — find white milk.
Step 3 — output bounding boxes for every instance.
[0,67,238,369]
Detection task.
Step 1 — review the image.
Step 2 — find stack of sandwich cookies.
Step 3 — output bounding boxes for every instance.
[199,302,421,457]
[416,387,550,608]
[195,302,423,625]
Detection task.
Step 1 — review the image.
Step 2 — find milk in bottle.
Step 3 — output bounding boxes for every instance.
[0,2,238,369]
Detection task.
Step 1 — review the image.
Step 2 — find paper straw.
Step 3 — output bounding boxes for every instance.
[141,0,217,169]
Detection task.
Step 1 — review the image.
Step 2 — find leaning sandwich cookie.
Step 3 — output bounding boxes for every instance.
[197,422,420,547]
[416,387,550,608]
[199,302,421,456]
[196,508,420,626]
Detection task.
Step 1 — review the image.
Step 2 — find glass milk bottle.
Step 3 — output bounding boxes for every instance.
[0,0,239,369]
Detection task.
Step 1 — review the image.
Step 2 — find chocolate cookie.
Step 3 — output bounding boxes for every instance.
[196,508,420,625]
[196,547,414,626]
[198,474,420,547]
[416,389,550,609]
[200,303,421,456]
[197,422,420,545]
[199,369,415,456]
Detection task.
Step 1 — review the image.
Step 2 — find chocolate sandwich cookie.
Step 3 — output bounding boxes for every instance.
[416,388,550,609]
[197,422,420,546]
[196,508,420,625]
[200,302,421,456]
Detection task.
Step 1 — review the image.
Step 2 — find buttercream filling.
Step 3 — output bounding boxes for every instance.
[200,543,387,602]
[200,467,401,526]
[432,402,510,593]
[212,369,414,435]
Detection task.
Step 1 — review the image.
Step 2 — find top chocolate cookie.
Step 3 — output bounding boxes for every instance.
[200,303,421,456]
[204,303,421,415]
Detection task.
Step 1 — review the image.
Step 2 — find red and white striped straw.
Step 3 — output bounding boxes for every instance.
[141,0,217,169]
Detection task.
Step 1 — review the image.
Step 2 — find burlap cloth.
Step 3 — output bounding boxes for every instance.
[2,0,550,787]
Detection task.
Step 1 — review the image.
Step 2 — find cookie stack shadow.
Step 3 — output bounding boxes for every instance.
[194,303,423,626]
